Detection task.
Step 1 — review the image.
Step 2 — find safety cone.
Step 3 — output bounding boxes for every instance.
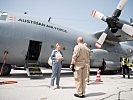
[95,68,103,82]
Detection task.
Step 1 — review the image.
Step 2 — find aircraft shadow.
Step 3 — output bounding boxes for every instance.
[0,71,73,79]
[0,73,28,78]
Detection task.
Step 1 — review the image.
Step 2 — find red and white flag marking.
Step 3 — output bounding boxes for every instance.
[8,16,16,21]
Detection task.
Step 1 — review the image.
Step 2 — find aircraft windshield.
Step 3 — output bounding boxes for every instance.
[0,12,8,20]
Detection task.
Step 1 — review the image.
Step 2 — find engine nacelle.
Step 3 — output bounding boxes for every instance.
[90,49,120,71]
[90,49,109,68]
[91,49,109,60]
[91,59,120,71]
[105,61,120,71]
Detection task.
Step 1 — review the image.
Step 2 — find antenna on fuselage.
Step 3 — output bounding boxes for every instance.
[24,12,27,14]
[48,17,51,22]
[130,18,133,26]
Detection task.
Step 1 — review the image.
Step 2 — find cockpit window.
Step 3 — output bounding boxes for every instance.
[0,12,8,20]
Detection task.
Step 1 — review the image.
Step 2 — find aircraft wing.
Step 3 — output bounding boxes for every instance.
[95,30,133,45]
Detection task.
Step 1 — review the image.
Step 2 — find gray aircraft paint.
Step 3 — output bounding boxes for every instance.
[0,12,133,71]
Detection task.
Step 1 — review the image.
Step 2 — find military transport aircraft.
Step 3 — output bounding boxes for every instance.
[0,0,133,76]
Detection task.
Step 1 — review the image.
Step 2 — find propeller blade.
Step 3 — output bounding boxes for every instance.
[122,24,133,36]
[91,10,107,21]
[117,0,128,10]
[113,0,128,17]
[95,32,107,48]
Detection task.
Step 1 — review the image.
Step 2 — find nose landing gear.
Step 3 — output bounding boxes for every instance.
[0,51,11,76]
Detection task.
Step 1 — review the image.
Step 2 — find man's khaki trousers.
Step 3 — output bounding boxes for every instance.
[74,65,87,96]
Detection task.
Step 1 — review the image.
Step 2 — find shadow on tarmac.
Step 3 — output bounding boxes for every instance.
[0,71,73,79]
[89,81,104,85]
[2,68,128,79]
[61,86,75,89]
[85,92,106,97]
[0,73,28,78]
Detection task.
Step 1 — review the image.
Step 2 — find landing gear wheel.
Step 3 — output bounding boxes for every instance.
[0,64,11,76]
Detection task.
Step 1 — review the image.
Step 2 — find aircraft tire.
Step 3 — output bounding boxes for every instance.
[0,64,11,76]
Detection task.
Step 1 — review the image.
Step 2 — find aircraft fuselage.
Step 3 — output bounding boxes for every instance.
[0,12,133,70]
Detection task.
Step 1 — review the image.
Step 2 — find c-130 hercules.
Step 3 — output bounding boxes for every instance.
[0,0,133,76]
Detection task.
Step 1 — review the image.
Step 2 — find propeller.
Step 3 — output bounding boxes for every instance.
[92,0,132,48]
[95,32,107,48]
[113,0,127,17]
[91,10,107,22]
[119,24,133,36]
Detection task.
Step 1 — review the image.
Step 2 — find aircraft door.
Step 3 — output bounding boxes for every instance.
[25,40,42,61]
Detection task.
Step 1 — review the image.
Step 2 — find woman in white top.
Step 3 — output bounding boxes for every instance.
[50,43,64,89]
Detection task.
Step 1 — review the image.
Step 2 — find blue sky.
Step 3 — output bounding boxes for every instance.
[0,0,132,34]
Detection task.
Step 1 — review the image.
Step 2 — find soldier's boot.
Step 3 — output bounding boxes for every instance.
[86,81,89,85]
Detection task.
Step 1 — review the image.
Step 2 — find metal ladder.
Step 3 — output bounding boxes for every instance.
[25,60,43,78]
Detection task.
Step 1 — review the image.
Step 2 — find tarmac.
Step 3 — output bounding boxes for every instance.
[0,68,133,100]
